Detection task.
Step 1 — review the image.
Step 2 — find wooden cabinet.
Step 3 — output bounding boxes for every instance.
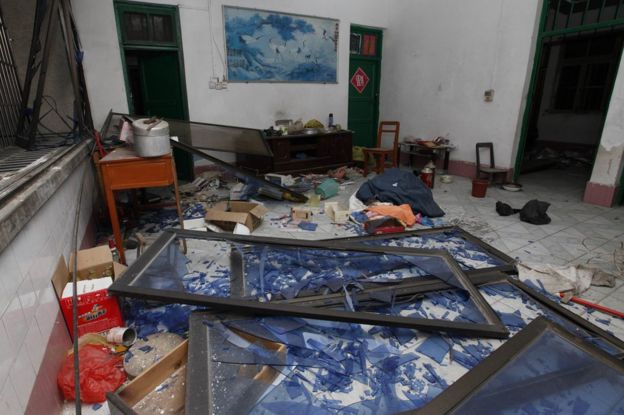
[237,130,353,174]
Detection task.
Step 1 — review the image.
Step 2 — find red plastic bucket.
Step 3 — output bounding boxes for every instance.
[471,179,489,198]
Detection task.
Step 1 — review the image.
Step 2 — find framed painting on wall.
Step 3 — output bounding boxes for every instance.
[223,6,339,83]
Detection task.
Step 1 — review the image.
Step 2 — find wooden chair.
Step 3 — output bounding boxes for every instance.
[476,142,507,183]
[363,121,401,176]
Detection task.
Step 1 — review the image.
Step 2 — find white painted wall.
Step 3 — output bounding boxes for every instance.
[72,0,389,130]
[589,51,624,186]
[380,0,542,169]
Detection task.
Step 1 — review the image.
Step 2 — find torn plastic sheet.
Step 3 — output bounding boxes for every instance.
[110,229,508,337]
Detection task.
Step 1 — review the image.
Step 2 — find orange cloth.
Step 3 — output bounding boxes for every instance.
[366,204,417,226]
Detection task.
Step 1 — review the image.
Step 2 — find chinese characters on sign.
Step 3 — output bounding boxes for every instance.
[350,67,370,93]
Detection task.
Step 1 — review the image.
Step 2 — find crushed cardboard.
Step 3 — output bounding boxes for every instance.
[52,248,127,339]
[205,201,268,232]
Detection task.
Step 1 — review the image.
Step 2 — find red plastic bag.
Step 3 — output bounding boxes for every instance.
[57,344,126,403]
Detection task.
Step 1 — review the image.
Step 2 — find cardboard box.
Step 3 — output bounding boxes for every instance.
[325,202,350,224]
[205,201,268,232]
[291,207,312,220]
[52,251,127,340]
[69,245,114,280]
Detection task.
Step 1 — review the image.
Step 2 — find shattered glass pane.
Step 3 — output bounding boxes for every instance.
[128,236,490,325]
[479,281,623,356]
[100,112,271,156]
[352,228,507,270]
[449,329,624,415]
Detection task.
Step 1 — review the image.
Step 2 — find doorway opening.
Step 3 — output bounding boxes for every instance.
[114,1,193,180]
[515,0,624,199]
[348,26,382,148]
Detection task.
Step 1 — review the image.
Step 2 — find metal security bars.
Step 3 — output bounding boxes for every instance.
[544,0,624,38]
[0,5,21,149]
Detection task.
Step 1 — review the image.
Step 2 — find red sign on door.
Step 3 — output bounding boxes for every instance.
[350,67,370,94]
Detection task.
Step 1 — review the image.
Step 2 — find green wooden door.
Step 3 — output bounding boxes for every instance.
[348,26,382,148]
[139,52,185,119]
[114,1,193,180]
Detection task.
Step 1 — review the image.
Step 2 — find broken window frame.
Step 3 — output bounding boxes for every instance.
[99,111,308,203]
[108,228,510,338]
[329,226,517,275]
[405,316,624,415]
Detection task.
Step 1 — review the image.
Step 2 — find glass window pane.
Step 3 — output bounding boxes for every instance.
[123,12,149,42]
[450,329,624,415]
[351,228,508,271]
[362,34,377,56]
[152,14,174,43]
[588,36,616,56]
[350,33,361,54]
[115,232,505,332]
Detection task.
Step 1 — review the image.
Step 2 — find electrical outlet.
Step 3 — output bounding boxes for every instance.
[209,77,219,89]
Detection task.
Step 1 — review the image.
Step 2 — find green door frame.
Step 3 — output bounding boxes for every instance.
[113,0,189,120]
[348,25,383,148]
[513,0,624,181]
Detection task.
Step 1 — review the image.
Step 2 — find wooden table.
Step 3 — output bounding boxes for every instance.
[99,147,184,264]
[399,142,453,172]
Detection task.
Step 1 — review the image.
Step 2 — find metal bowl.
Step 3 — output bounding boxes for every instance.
[502,183,523,192]
[303,128,320,135]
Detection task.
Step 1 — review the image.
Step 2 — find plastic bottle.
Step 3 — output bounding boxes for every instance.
[328,113,334,128]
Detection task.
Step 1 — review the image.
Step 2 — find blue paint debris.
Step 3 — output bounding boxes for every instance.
[118,203,624,414]
[138,345,153,353]
[416,336,449,363]
[298,221,318,231]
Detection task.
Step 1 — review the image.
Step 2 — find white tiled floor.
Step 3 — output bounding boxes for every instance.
[251,168,624,313]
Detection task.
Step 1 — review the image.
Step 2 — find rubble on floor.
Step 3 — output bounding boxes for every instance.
[70,167,624,414]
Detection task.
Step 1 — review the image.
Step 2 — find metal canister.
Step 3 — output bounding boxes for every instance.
[420,167,434,188]
[132,118,171,157]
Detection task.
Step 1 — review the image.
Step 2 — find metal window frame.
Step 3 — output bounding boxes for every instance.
[328,225,517,275]
[185,311,289,414]
[108,228,510,338]
[100,111,307,203]
[405,316,624,415]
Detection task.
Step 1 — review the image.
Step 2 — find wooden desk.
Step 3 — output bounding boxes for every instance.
[236,130,353,174]
[99,147,184,264]
[399,142,453,172]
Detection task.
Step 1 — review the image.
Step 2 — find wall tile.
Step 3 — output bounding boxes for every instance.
[0,320,15,392]
[0,160,93,411]
[24,320,44,372]
[35,285,62,341]
[0,381,23,415]
[9,345,36,409]
[17,275,38,327]
[2,295,28,351]
[0,249,24,314]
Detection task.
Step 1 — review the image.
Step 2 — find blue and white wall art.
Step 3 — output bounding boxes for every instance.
[223,7,339,83]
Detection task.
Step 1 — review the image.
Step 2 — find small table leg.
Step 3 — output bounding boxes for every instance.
[105,187,126,264]
[171,157,187,254]
[443,150,450,172]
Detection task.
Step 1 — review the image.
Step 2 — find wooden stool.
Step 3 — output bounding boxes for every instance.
[363,121,400,176]
[99,147,185,264]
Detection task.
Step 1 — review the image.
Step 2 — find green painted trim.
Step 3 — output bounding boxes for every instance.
[350,25,383,60]
[349,25,383,148]
[542,19,624,39]
[513,0,550,180]
[174,5,189,121]
[113,1,133,113]
[113,0,189,120]
[513,0,624,180]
